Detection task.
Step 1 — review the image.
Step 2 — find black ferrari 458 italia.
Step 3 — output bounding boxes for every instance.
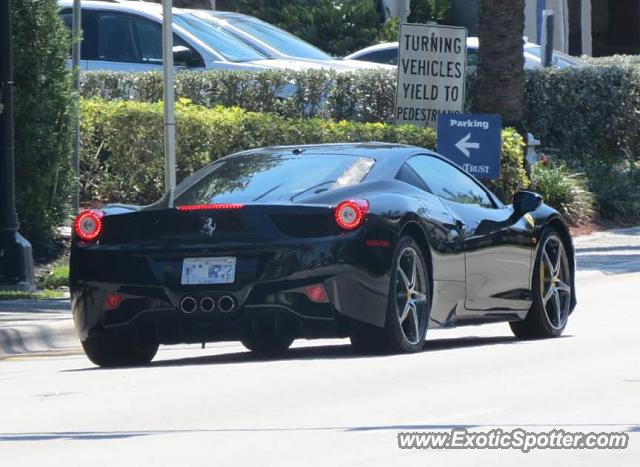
[71,143,576,367]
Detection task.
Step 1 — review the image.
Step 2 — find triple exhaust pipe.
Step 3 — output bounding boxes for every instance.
[179,295,236,314]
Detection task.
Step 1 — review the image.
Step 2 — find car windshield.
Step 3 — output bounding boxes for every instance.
[175,153,375,205]
[198,14,333,61]
[174,13,267,62]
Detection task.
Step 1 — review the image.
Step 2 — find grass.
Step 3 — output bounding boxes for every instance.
[44,264,69,289]
[0,290,66,301]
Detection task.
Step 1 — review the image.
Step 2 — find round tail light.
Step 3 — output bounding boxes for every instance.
[334,200,369,231]
[74,209,104,242]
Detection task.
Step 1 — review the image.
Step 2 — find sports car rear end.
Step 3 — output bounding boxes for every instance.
[70,148,394,359]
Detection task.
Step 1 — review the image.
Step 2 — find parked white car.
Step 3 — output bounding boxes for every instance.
[58,0,372,73]
[345,38,585,69]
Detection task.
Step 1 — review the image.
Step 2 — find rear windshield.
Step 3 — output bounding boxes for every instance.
[174,152,375,205]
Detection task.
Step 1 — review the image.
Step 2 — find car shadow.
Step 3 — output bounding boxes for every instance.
[155,334,572,369]
[64,334,540,372]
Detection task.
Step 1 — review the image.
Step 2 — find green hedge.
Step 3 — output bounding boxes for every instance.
[80,69,478,123]
[582,55,640,67]
[80,65,640,222]
[525,65,640,166]
[80,98,528,206]
[81,66,640,164]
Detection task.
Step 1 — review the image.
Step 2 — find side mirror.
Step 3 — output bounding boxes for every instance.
[513,190,543,217]
[173,46,200,68]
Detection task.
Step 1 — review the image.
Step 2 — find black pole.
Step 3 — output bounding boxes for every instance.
[541,9,555,67]
[0,0,34,289]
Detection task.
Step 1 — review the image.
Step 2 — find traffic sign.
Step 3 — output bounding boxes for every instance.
[437,113,502,179]
[395,23,467,129]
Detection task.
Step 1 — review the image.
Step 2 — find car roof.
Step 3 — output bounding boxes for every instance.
[346,38,479,56]
[347,37,548,57]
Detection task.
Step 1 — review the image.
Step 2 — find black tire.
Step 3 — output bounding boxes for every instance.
[82,333,159,368]
[349,320,385,354]
[241,316,294,355]
[350,236,431,354]
[241,334,294,355]
[510,228,573,339]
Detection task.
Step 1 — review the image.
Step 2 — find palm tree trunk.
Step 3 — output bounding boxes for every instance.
[475,0,526,132]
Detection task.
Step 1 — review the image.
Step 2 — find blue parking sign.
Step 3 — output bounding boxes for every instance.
[437,114,502,179]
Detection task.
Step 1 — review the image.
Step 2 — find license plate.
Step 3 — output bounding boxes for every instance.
[181,257,236,285]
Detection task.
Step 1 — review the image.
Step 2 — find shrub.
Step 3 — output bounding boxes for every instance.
[581,160,640,224]
[524,65,640,167]
[81,65,640,173]
[11,0,73,245]
[581,55,640,67]
[486,128,529,203]
[44,264,69,289]
[80,68,481,123]
[80,98,527,205]
[530,162,595,225]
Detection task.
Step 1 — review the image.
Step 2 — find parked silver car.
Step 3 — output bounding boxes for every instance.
[57,0,357,72]
[187,10,393,72]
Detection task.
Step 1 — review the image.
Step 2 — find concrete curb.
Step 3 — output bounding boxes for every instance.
[0,299,79,356]
[0,321,78,355]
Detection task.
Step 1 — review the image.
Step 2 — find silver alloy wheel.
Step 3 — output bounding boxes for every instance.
[395,247,428,345]
[540,235,571,330]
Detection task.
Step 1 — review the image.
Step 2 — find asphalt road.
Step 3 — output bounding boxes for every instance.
[1,228,639,466]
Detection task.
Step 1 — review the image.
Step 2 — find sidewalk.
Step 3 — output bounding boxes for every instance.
[574,226,640,278]
[1,226,638,356]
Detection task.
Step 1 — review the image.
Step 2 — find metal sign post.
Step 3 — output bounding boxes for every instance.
[71,0,81,212]
[162,0,176,193]
[541,9,555,67]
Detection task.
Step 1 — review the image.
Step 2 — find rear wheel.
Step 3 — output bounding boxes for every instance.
[241,316,295,355]
[82,333,159,368]
[510,229,572,339]
[350,236,431,353]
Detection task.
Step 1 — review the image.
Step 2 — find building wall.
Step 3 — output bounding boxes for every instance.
[591,0,640,56]
[524,0,539,42]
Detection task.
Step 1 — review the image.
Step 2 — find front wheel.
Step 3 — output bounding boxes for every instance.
[510,229,573,339]
[82,333,159,368]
